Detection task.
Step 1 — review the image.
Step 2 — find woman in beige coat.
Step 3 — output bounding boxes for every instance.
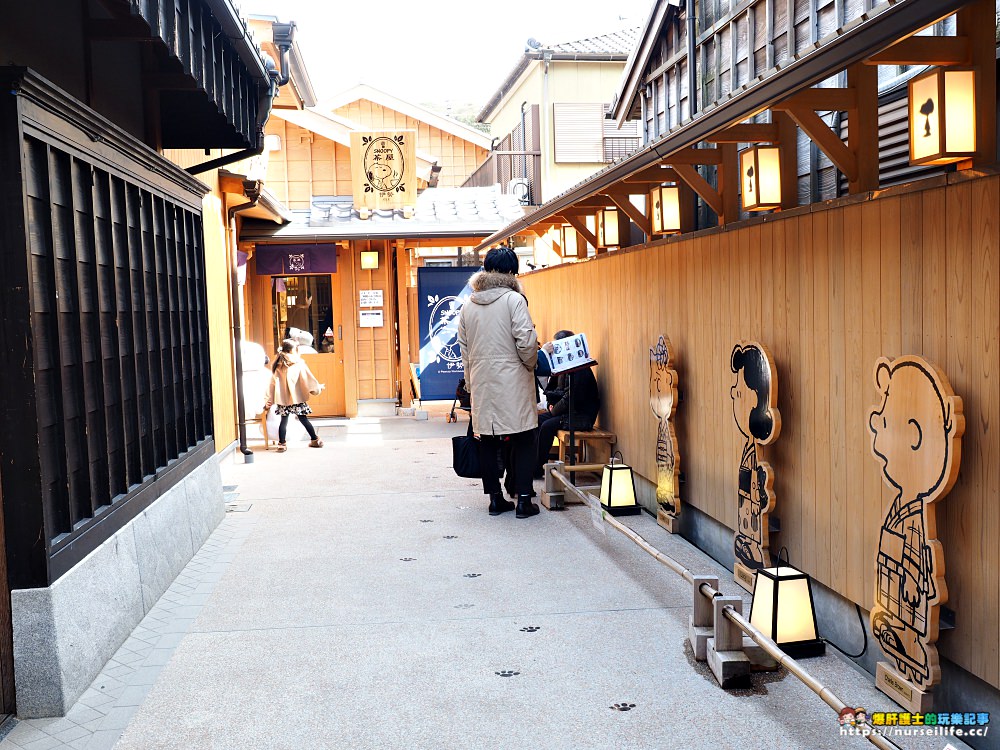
[265,339,324,452]
[457,247,539,518]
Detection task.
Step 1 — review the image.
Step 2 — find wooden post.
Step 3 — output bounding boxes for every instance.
[775,112,799,210]
[847,63,879,194]
[959,0,997,168]
[678,181,697,233]
[395,240,411,407]
[688,575,719,661]
[718,143,740,226]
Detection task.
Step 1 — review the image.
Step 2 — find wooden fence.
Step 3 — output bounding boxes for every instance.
[521,170,1000,689]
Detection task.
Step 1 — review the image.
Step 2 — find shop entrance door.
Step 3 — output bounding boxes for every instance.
[272,274,346,416]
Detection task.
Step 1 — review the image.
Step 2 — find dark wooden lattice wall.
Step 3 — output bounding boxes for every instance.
[0,68,214,589]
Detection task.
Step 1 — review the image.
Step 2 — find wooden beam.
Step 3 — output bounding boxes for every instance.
[774,87,857,113]
[622,165,679,185]
[664,147,723,166]
[672,164,724,219]
[562,215,599,254]
[782,106,858,184]
[531,227,563,258]
[706,123,780,144]
[959,0,997,168]
[847,63,879,194]
[865,35,971,66]
[604,191,651,237]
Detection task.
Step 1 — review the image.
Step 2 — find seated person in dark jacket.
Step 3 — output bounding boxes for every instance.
[533,329,600,477]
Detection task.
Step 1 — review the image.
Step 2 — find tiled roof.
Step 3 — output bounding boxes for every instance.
[548,27,642,56]
[240,186,527,241]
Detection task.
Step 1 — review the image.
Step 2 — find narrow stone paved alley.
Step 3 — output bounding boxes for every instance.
[0,411,974,750]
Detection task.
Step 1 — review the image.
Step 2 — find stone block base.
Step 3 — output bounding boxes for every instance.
[876,662,934,713]
[10,454,224,718]
[707,637,751,689]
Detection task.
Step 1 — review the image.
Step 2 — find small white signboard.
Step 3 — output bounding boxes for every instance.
[359,289,383,307]
[359,309,384,328]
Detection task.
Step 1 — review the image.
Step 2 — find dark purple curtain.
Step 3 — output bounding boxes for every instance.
[255,244,337,275]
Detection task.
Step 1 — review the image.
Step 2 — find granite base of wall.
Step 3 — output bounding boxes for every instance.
[10,455,225,718]
[636,473,1000,750]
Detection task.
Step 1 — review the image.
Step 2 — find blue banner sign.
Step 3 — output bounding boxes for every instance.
[417,267,473,401]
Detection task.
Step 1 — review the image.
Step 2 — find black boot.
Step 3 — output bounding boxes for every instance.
[515,493,539,519]
[488,491,515,516]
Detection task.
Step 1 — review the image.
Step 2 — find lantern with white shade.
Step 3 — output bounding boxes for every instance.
[909,67,977,166]
[748,549,825,659]
[739,146,782,212]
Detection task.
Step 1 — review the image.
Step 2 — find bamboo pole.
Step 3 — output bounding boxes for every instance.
[550,470,903,750]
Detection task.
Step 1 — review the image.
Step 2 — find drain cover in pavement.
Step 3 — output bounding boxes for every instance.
[225,502,252,513]
[610,703,637,712]
[520,626,540,632]
[495,670,519,677]
[463,573,481,578]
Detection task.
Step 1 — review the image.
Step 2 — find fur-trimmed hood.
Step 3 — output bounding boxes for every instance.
[469,270,524,305]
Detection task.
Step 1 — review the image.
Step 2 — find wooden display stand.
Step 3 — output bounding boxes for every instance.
[867,355,964,713]
[729,341,782,588]
[650,335,682,534]
[876,663,933,713]
[733,561,756,593]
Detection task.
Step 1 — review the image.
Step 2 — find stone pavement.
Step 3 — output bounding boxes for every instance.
[0,408,972,750]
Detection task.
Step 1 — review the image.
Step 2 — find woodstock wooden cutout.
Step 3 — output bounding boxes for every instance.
[868,356,964,713]
[649,335,681,533]
[730,342,781,593]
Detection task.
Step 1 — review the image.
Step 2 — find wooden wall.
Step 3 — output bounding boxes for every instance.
[333,99,487,188]
[520,172,1000,689]
[263,119,353,208]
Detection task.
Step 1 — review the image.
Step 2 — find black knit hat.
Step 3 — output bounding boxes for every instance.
[483,246,519,275]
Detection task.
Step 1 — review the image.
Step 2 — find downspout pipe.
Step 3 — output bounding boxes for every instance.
[228,179,262,462]
[686,0,698,117]
[187,23,296,175]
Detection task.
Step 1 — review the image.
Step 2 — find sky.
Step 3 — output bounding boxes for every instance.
[238,0,654,111]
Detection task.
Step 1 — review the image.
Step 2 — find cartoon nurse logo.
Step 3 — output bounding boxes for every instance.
[868,356,964,690]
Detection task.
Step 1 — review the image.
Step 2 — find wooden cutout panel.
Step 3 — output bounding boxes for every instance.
[649,336,681,531]
[730,342,781,573]
[868,356,964,692]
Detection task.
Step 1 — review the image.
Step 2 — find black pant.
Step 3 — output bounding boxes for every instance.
[278,414,318,443]
[479,430,534,497]
[535,413,594,472]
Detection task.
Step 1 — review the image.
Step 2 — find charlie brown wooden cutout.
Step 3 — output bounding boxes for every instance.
[649,335,681,533]
[730,342,781,592]
[868,356,964,712]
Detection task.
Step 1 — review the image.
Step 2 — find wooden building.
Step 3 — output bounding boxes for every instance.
[237,88,520,418]
[0,0,280,719]
[478,0,1000,737]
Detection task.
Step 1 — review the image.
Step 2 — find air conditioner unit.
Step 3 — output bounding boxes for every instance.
[507,177,532,206]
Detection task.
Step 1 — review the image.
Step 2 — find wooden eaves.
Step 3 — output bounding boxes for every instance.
[475,0,974,253]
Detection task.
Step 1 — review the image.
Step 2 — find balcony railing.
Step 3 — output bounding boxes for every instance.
[463,150,543,206]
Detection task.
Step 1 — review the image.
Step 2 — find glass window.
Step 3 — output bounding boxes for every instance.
[272,275,336,354]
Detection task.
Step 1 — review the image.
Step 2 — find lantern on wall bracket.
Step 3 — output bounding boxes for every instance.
[560,225,580,257]
[748,548,825,659]
[360,250,379,270]
[599,451,641,517]
[649,185,682,235]
[739,145,782,212]
[908,67,977,166]
[595,206,620,248]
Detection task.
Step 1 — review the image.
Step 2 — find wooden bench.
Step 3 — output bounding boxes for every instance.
[555,429,616,465]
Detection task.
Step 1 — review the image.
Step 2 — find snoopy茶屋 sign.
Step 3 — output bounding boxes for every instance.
[350,131,416,211]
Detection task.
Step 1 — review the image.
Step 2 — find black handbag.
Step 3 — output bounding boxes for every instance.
[452,422,481,478]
